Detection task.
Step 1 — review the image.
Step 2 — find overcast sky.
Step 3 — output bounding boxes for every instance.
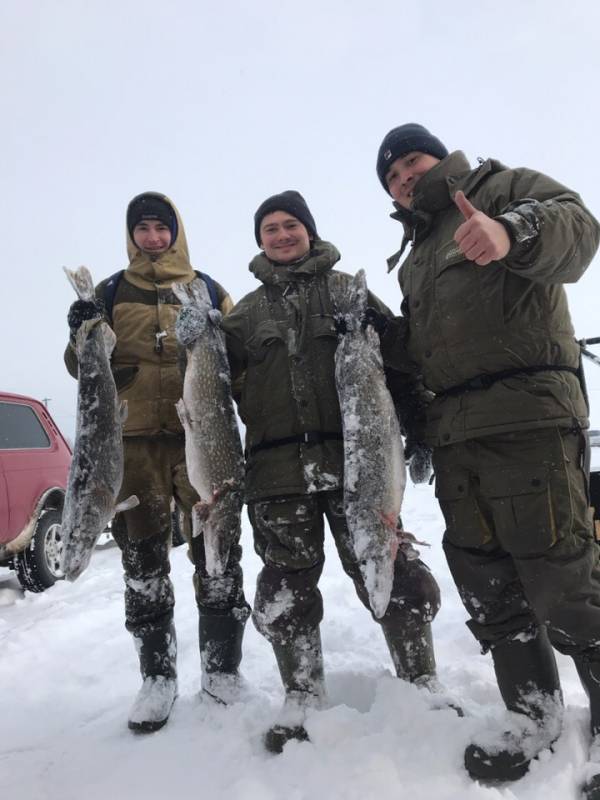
[2,0,600,436]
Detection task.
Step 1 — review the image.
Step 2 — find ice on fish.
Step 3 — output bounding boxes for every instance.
[330,269,406,618]
[61,266,138,580]
[173,278,244,577]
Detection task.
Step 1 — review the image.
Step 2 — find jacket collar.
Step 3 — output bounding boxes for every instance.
[386,151,504,272]
[249,240,341,287]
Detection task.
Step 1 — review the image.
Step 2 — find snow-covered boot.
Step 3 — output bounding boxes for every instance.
[128,621,177,733]
[264,629,325,754]
[573,659,600,799]
[381,617,436,682]
[382,618,463,715]
[199,611,248,705]
[465,629,563,782]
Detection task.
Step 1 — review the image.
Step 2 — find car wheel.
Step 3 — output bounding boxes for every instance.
[15,509,64,592]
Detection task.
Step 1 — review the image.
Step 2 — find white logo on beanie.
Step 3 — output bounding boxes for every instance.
[384,149,392,161]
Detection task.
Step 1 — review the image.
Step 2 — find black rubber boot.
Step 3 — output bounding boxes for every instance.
[382,618,463,716]
[574,659,600,799]
[465,628,563,783]
[128,621,177,733]
[199,610,248,705]
[264,628,325,754]
[381,617,436,681]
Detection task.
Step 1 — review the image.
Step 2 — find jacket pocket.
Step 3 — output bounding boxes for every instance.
[247,321,285,363]
[435,469,494,548]
[479,466,569,556]
[242,321,287,421]
[112,365,139,392]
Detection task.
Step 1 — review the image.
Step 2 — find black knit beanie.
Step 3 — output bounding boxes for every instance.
[376,124,448,193]
[127,192,178,244]
[254,190,318,245]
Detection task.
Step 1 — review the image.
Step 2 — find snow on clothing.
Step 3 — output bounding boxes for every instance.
[388,151,598,447]
[386,152,600,657]
[249,490,440,653]
[64,193,250,705]
[222,240,440,680]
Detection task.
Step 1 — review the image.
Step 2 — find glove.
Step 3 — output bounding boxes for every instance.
[175,304,204,347]
[333,315,348,335]
[68,299,102,335]
[361,306,388,335]
[405,437,433,484]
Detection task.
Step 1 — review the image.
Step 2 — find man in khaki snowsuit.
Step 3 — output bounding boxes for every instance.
[222,190,445,753]
[376,123,600,796]
[65,192,250,732]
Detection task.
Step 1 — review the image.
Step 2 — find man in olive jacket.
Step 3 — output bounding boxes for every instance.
[222,190,443,754]
[376,123,600,793]
[65,192,250,732]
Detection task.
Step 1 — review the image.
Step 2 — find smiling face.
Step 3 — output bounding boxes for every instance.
[385,151,441,209]
[132,219,172,255]
[259,211,312,263]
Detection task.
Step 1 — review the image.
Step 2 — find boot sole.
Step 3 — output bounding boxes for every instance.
[128,716,170,734]
[264,725,309,754]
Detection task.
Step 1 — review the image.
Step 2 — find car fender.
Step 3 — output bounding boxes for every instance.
[0,487,65,559]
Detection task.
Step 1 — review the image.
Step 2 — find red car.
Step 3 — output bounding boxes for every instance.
[0,392,72,592]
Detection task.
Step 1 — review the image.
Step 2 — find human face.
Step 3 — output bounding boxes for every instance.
[259,211,312,264]
[132,219,172,255]
[385,152,440,210]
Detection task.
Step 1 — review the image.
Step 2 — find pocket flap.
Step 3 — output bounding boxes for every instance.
[247,321,284,359]
[435,470,470,500]
[480,467,549,498]
[311,314,337,338]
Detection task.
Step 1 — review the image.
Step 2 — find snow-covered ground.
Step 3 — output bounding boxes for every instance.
[0,483,593,800]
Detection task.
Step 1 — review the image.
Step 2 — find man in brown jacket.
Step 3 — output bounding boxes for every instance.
[222,190,445,754]
[376,123,600,795]
[65,192,250,732]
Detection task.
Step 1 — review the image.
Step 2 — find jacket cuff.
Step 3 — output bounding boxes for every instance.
[495,200,542,260]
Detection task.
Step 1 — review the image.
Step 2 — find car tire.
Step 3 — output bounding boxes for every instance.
[15,509,64,592]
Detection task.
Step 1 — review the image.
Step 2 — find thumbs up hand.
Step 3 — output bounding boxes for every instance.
[453,191,511,266]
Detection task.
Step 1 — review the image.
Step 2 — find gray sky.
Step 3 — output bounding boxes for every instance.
[2,0,600,436]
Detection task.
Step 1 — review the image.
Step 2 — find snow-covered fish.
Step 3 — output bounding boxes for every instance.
[61,266,138,580]
[330,269,406,618]
[172,277,244,577]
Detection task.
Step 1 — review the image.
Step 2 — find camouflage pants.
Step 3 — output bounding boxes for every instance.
[434,426,600,657]
[248,489,440,645]
[112,436,249,635]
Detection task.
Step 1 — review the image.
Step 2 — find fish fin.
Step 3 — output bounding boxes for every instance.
[346,269,368,317]
[114,495,139,513]
[208,307,222,323]
[171,281,193,305]
[175,398,192,428]
[100,323,117,355]
[64,265,95,301]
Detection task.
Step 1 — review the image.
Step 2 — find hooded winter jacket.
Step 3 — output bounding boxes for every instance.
[222,240,417,502]
[65,193,232,436]
[386,151,600,447]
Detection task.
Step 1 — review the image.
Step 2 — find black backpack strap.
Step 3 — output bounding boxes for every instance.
[195,270,219,309]
[103,270,125,323]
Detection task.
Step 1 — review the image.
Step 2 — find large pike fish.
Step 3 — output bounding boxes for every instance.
[61,266,138,580]
[330,269,406,618]
[172,278,244,577]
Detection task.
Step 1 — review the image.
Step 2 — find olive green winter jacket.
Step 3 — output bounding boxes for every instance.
[386,151,600,447]
[65,193,232,436]
[222,240,418,502]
